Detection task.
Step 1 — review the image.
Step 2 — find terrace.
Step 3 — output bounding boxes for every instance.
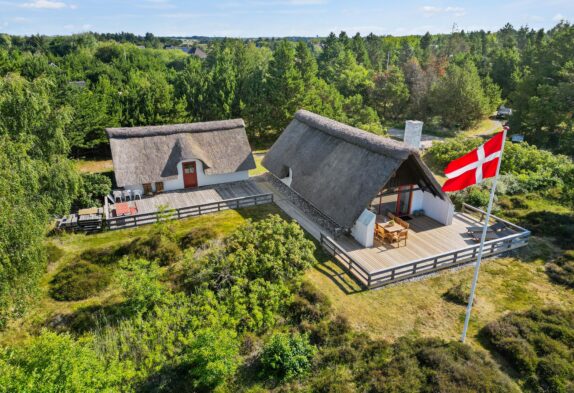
[321,204,530,289]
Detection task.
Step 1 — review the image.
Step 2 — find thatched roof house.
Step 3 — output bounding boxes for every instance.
[263,110,452,245]
[106,119,255,192]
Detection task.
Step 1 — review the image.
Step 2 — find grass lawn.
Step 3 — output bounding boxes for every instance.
[250,150,268,176]
[305,236,574,347]
[74,159,113,174]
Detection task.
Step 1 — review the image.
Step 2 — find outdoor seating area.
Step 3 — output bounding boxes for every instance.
[328,204,530,287]
[113,189,142,202]
[374,212,410,247]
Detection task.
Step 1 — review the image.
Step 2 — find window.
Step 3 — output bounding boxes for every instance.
[155,181,164,193]
[143,183,152,195]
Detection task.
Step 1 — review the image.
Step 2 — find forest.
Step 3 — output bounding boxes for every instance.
[0,22,573,392]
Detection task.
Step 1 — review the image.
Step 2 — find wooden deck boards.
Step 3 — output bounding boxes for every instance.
[119,181,263,215]
[337,213,517,273]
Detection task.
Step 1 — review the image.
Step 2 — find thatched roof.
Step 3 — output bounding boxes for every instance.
[106,119,256,187]
[262,110,449,229]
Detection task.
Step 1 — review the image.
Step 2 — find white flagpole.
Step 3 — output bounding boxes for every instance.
[460,128,507,343]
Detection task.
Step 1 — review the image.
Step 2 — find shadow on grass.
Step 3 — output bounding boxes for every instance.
[47,301,135,334]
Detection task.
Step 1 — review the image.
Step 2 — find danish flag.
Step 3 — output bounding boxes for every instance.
[442,131,505,192]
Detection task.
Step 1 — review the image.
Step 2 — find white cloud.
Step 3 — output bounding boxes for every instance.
[20,0,75,9]
[553,13,565,21]
[421,5,466,17]
[63,23,92,31]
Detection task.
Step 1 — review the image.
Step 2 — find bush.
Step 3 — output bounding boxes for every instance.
[45,242,64,264]
[74,172,112,208]
[482,308,574,392]
[117,258,165,314]
[546,250,574,288]
[260,332,316,380]
[289,281,331,324]
[179,227,217,249]
[127,233,182,266]
[50,261,111,301]
[443,281,473,306]
[186,327,241,390]
[0,330,124,392]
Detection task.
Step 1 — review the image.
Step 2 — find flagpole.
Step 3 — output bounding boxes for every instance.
[460,128,507,343]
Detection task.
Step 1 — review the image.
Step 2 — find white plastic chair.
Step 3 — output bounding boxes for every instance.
[113,190,123,202]
[122,190,132,201]
[133,190,142,200]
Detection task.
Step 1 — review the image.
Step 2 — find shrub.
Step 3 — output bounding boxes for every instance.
[179,227,217,249]
[219,215,317,284]
[186,327,241,390]
[260,332,316,380]
[50,261,111,301]
[289,281,331,324]
[546,250,574,288]
[0,330,124,392]
[127,233,182,266]
[443,281,473,305]
[482,308,574,391]
[74,173,112,208]
[117,258,165,314]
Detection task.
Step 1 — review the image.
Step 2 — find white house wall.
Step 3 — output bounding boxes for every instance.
[351,209,376,247]
[422,192,454,225]
[124,158,249,193]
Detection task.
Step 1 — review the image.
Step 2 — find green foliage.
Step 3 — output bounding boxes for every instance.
[429,61,498,128]
[260,332,316,380]
[74,172,112,208]
[222,215,316,283]
[179,227,217,249]
[185,327,241,390]
[546,250,574,288]
[0,138,48,329]
[50,261,111,301]
[0,330,124,392]
[483,308,574,392]
[117,258,165,314]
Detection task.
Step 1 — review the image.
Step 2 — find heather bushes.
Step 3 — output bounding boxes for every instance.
[546,251,574,288]
[49,261,111,301]
[483,308,574,392]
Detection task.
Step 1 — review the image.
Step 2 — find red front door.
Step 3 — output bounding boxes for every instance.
[182,161,198,188]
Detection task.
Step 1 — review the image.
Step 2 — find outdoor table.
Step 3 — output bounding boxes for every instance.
[115,202,130,216]
[384,224,404,233]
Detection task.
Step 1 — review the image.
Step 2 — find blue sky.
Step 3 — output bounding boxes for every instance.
[0,0,572,37]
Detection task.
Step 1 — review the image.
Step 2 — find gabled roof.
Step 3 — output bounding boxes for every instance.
[106,120,256,187]
[262,110,449,229]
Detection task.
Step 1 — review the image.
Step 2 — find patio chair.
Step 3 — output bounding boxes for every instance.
[133,190,142,200]
[384,229,399,245]
[471,231,499,242]
[113,190,123,202]
[467,222,507,234]
[397,229,408,246]
[122,190,132,201]
[374,224,386,242]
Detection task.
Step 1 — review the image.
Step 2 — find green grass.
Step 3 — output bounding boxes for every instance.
[250,150,268,176]
[305,236,574,348]
[0,204,283,346]
[74,159,113,174]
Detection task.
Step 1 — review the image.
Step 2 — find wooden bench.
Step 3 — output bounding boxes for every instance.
[387,212,410,230]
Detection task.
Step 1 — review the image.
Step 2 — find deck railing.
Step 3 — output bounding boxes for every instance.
[105,193,273,230]
[320,204,531,290]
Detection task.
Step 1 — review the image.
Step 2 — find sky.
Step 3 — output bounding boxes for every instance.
[0,0,572,37]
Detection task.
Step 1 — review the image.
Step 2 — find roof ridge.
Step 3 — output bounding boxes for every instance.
[294,109,416,159]
[106,119,245,138]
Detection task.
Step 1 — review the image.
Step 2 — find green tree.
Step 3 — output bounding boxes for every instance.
[260,332,316,380]
[266,41,305,130]
[204,46,237,120]
[429,61,494,128]
[370,66,410,121]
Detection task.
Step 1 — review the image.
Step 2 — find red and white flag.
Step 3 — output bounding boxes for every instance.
[442,131,505,192]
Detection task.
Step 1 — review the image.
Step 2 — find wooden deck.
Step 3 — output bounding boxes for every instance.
[129,180,263,215]
[337,213,509,273]
[105,180,272,230]
[321,205,530,288]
